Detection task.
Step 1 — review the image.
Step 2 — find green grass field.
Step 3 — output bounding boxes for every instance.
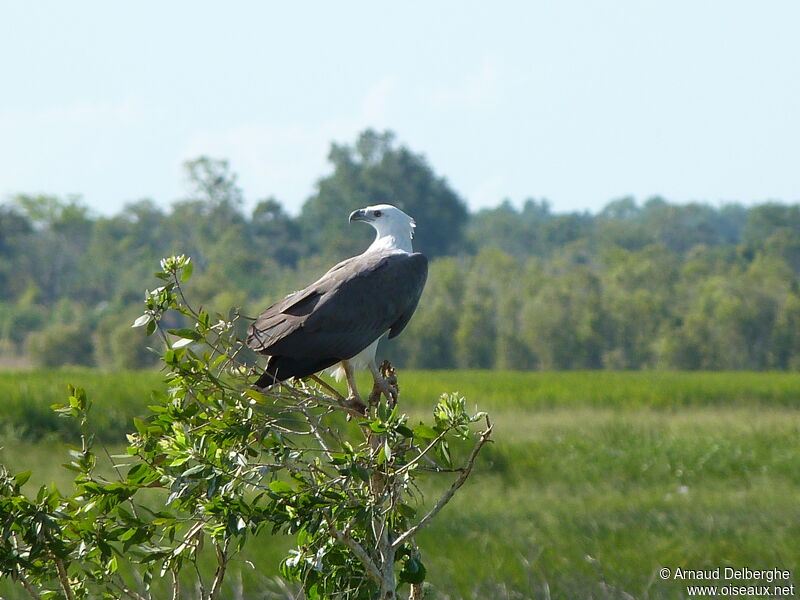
[1,369,799,599]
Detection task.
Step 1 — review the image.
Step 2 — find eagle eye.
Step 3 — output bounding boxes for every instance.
[373,210,382,217]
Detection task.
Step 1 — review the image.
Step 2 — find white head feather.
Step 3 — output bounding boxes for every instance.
[349,204,416,253]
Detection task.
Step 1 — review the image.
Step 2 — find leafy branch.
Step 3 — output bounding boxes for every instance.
[0,255,492,600]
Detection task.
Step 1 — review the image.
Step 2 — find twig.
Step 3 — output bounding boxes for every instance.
[394,430,449,476]
[171,568,180,600]
[192,559,207,600]
[109,578,150,600]
[55,558,76,600]
[291,378,364,418]
[392,418,493,549]
[298,405,335,462]
[308,375,345,401]
[328,521,383,585]
[18,573,42,600]
[209,539,228,600]
[103,445,140,519]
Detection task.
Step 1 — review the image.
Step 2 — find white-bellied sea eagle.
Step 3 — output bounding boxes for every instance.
[246,204,428,410]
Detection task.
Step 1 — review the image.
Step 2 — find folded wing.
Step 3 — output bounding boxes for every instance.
[247,250,428,385]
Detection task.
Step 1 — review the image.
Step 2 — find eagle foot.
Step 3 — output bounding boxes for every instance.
[369,361,399,407]
[342,395,367,416]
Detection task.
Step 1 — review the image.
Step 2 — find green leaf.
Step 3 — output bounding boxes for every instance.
[14,471,32,486]
[397,503,416,519]
[180,260,193,281]
[368,420,387,433]
[167,328,202,341]
[413,425,437,440]
[269,480,294,495]
[396,425,414,438]
[383,439,392,463]
[182,464,205,477]
[118,527,139,542]
[354,465,371,482]
[377,445,387,465]
[438,441,452,469]
[244,388,263,403]
[132,314,151,328]
[168,455,190,467]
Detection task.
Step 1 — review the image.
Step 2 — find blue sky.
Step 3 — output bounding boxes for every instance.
[1,1,799,216]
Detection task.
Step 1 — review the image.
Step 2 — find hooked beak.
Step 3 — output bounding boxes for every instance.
[349,209,370,223]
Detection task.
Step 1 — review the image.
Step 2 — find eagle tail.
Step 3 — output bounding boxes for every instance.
[255,355,339,389]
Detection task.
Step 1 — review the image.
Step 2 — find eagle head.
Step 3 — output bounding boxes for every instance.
[349,203,416,246]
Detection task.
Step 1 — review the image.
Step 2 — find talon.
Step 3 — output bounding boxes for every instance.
[343,395,367,416]
[369,360,399,406]
[372,376,398,405]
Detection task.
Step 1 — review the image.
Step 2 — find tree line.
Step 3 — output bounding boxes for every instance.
[1,129,799,371]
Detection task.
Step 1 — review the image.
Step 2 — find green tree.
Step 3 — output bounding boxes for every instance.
[599,244,678,368]
[11,194,93,304]
[248,197,302,267]
[395,258,465,369]
[300,129,469,260]
[26,322,94,367]
[168,157,247,270]
[640,197,745,253]
[520,265,604,369]
[770,291,800,369]
[0,205,33,301]
[466,199,554,258]
[742,202,800,248]
[94,309,158,369]
[658,257,790,369]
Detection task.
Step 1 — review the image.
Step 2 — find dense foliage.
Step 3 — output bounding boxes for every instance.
[2,129,800,370]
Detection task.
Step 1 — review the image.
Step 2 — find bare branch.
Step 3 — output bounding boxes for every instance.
[209,539,228,600]
[102,444,141,520]
[54,558,76,600]
[299,405,335,462]
[171,568,180,600]
[328,521,384,585]
[394,430,449,476]
[17,573,42,600]
[278,378,365,418]
[393,418,493,550]
[192,558,207,600]
[308,375,345,401]
[110,578,150,600]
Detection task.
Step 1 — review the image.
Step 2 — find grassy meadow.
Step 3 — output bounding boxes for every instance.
[1,369,799,599]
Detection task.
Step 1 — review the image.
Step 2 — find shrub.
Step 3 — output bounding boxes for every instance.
[1,255,492,600]
[26,322,94,367]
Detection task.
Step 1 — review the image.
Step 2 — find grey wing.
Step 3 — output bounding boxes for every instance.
[245,256,358,351]
[245,289,321,352]
[387,253,427,338]
[246,251,428,361]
